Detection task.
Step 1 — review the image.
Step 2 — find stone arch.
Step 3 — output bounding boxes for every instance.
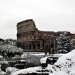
[33,44,35,49]
[29,44,31,49]
[37,43,40,49]
[26,44,28,49]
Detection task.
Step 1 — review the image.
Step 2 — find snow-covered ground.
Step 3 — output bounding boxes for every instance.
[21,52,45,58]
[11,66,42,75]
[40,54,63,64]
[10,49,75,75]
[47,49,75,75]
[52,49,75,75]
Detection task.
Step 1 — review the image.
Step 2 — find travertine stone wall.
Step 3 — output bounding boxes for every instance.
[17,19,37,33]
[17,19,58,52]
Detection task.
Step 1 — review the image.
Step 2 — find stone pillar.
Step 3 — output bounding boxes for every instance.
[40,41,42,50]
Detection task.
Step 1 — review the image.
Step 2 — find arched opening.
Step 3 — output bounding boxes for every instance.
[29,44,31,49]
[51,43,54,48]
[33,44,35,49]
[37,44,40,49]
[26,44,28,49]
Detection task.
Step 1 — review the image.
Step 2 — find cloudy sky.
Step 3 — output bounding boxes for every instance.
[0,0,75,39]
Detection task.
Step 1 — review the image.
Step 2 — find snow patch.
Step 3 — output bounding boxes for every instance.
[40,57,47,64]
[11,66,41,75]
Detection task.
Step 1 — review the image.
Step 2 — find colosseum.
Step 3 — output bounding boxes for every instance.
[16,19,74,53]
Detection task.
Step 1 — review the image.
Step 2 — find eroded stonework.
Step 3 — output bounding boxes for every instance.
[16,19,73,53]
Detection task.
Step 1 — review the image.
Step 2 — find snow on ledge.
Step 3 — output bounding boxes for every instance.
[11,66,41,75]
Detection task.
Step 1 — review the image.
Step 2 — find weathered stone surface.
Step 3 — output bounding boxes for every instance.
[16,19,73,53]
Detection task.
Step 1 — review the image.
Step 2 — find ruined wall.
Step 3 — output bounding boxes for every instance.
[17,19,37,33]
[17,19,57,52]
[17,19,38,42]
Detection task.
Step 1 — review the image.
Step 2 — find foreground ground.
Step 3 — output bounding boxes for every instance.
[0,49,75,75]
[10,49,75,75]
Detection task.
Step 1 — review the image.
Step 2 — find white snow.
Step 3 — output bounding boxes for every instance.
[11,66,41,75]
[10,49,75,75]
[49,49,75,75]
[0,56,3,59]
[6,67,19,74]
[31,53,45,56]
[40,57,48,64]
[21,52,45,58]
[40,54,63,64]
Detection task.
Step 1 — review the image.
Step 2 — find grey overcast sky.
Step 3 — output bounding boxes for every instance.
[0,0,75,39]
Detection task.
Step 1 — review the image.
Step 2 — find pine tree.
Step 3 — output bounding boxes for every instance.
[70,35,75,50]
[57,32,71,53]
